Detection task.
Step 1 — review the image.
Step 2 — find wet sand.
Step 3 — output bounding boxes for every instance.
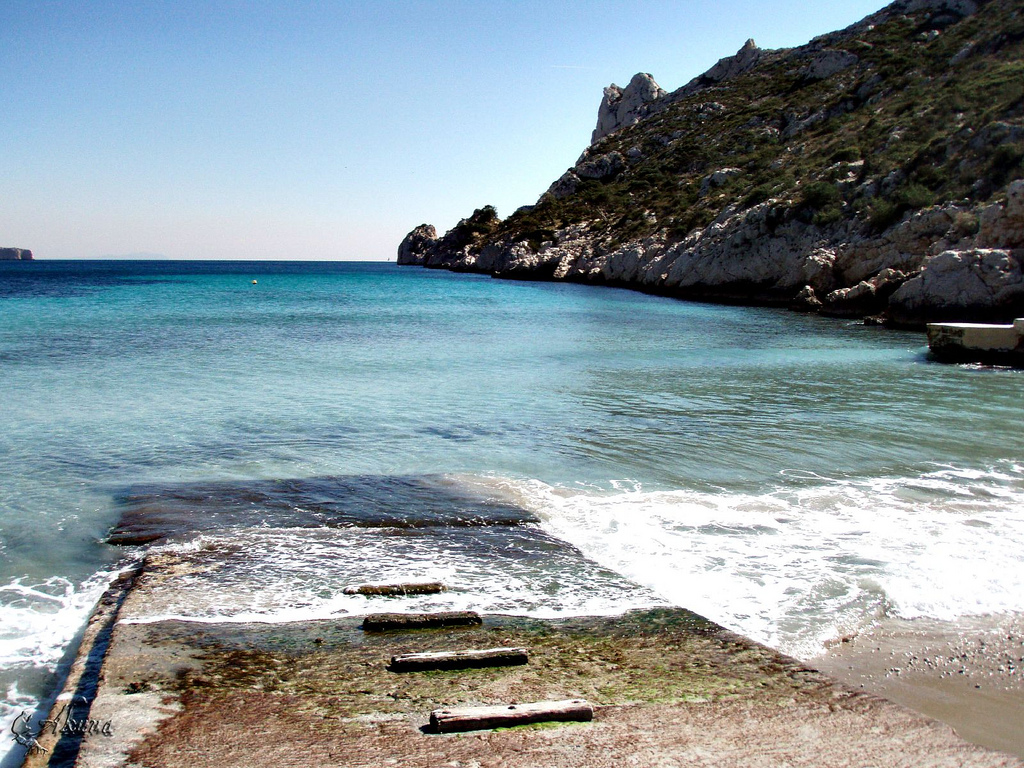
[813,613,1024,759]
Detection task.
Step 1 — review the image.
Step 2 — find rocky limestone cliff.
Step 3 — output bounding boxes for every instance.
[400,0,1024,328]
[0,247,33,261]
[590,41,762,145]
[592,73,667,144]
[698,38,763,86]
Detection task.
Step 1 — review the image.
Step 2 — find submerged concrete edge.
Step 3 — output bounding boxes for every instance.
[19,565,142,768]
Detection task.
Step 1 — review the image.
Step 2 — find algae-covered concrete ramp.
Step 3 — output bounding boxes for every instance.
[21,475,1023,766]
[22,550,1021,768]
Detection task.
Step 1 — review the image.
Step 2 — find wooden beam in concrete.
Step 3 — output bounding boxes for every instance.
[430,699,594,733]
[390,647,529,672]
[362,611,482,632]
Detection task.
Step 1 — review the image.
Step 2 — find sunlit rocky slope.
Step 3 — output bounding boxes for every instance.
[400,0,1024,327]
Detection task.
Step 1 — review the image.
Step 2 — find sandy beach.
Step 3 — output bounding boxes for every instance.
[814,613,1024,758]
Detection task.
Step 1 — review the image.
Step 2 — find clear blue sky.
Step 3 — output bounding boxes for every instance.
[1,1,886,260]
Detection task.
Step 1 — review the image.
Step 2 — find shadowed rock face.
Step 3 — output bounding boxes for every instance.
[905,0,979,21]
[0,247,32,260]
[801,49,859,81]
[397,225,437,266]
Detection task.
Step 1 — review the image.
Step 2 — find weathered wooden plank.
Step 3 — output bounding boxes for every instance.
[429,699,594,733]
[343,581,447,597]
[390,646,529,672]
[362,611,482,632]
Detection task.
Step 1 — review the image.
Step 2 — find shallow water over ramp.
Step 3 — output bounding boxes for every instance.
[121,524,666,624]
[108,473,538,544]
[106,472,664,623]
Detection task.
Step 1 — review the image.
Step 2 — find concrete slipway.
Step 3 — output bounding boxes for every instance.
[17,538,1022,768]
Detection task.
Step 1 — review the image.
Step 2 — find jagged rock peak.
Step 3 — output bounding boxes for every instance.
[589,40,763,145]
[701,39,761,84]
[592,72,666,144]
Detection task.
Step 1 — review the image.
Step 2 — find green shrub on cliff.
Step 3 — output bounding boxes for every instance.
[800,182,842,211]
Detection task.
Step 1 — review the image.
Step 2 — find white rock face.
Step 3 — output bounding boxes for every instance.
[823,268,909,316]
[396,225,437,266]
[533,199,842,299]
[402,190,1023,326]
[889,249,1024,324]
[832,203,969,284]
[0,247,32,260]
[978,179,1024,248]
[802,49,859,81]
[592,73,666,143]
[699,168,742,197]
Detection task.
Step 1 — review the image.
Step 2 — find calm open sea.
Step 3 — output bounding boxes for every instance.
[1,260,1022,760]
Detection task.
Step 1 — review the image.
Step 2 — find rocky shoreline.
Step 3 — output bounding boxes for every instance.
[400,182,1024,329]
[399,0,1024,329]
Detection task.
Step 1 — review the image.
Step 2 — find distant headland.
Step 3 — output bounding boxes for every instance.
[0,247,33,261]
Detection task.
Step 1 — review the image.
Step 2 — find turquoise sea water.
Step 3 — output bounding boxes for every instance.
[1,260,1023,759]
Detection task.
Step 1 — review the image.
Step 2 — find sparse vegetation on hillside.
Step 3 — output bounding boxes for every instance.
[493,0,1023,252]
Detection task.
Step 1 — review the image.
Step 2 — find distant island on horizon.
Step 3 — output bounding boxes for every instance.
[0,247,33,261]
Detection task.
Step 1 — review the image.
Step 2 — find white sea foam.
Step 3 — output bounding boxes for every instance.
[108,463,1024,662]
[0,568,129,764]
[0,572,123,672]
[121,526,667,625]
[0,682,40,766]
[466,464,1024,659]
